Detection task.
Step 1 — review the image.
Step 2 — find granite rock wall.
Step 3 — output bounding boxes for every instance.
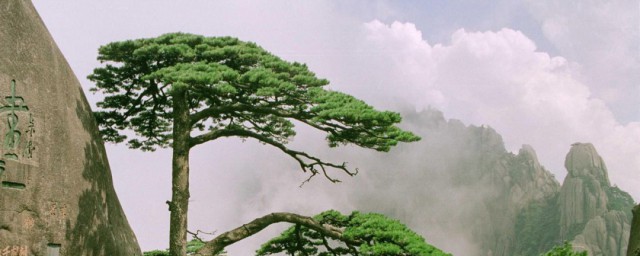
[0,1,141,255]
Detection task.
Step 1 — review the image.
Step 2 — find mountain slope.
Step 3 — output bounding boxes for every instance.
[389,110,635,256]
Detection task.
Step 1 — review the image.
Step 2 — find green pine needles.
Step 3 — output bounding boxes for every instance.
[89,32,419,153]
[257,210,451,256]
[541,241,587,256]
[89,33,420,255]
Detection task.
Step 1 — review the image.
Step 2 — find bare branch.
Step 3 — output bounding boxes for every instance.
[194,212,360,255]
[321,235,339,256]
[189,104,246,126]
[187,230,217,242]
[190,128,357,183]
[121,81,157,118]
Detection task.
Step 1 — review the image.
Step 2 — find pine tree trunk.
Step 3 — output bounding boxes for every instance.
[169,89,191,256]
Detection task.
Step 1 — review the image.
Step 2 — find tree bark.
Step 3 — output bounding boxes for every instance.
[195,212,359,255]
[169,89,192,256]
[629,204,640,256]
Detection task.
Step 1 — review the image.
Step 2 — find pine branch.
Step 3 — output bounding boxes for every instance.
[195,212,359,255]
[190,127,357,183]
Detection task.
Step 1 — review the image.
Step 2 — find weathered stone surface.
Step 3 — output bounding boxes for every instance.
[564,143,610,185]
[629,204,640,256]
[573,211,630,256]
[485,143,560,256]
[0,1,141,255]
[511,144,560,204]
[560,143,611,239]
[553,143,634,256]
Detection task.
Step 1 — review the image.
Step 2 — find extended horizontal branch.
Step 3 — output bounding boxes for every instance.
[189,103,393,150]
[190,128,357,183]
[195,212,359,255]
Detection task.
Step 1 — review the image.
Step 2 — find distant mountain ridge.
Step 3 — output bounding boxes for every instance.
[420,113,634,256]
[386,109,636,256]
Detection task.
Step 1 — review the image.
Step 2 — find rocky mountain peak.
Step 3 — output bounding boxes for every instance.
[557,142,633,256]
[564,142,610,185]
[560,143,610,238]
[518,144,542,171]
[518,144,537,158]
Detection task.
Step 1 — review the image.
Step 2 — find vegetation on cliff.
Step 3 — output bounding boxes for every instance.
[606,185,635,220]
[541,241,587,256]
[514,195,561,255]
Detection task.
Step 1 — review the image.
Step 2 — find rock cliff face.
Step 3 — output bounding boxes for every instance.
[0,1,141,255]
[369,110,635,256]
[560,143,610,238]
[479,143,561,256]
[354,109,563,256]
[558,143,632,256]
[572,211,629,255]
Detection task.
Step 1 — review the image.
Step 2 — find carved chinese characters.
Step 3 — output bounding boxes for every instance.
[0,80,35,163]
[0,80,36,190]
[0,1,143,254]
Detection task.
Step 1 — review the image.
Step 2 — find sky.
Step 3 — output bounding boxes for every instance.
[31,0,640,255]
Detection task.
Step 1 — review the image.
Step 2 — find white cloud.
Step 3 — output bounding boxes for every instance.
[360,20,640,201]
[525,0,640,122]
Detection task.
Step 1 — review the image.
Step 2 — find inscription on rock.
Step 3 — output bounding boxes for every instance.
[0,80,35,162]
[0,80,37,191]
[0,2,143,254]
[0,245,28,256]
[46,202,68,225]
